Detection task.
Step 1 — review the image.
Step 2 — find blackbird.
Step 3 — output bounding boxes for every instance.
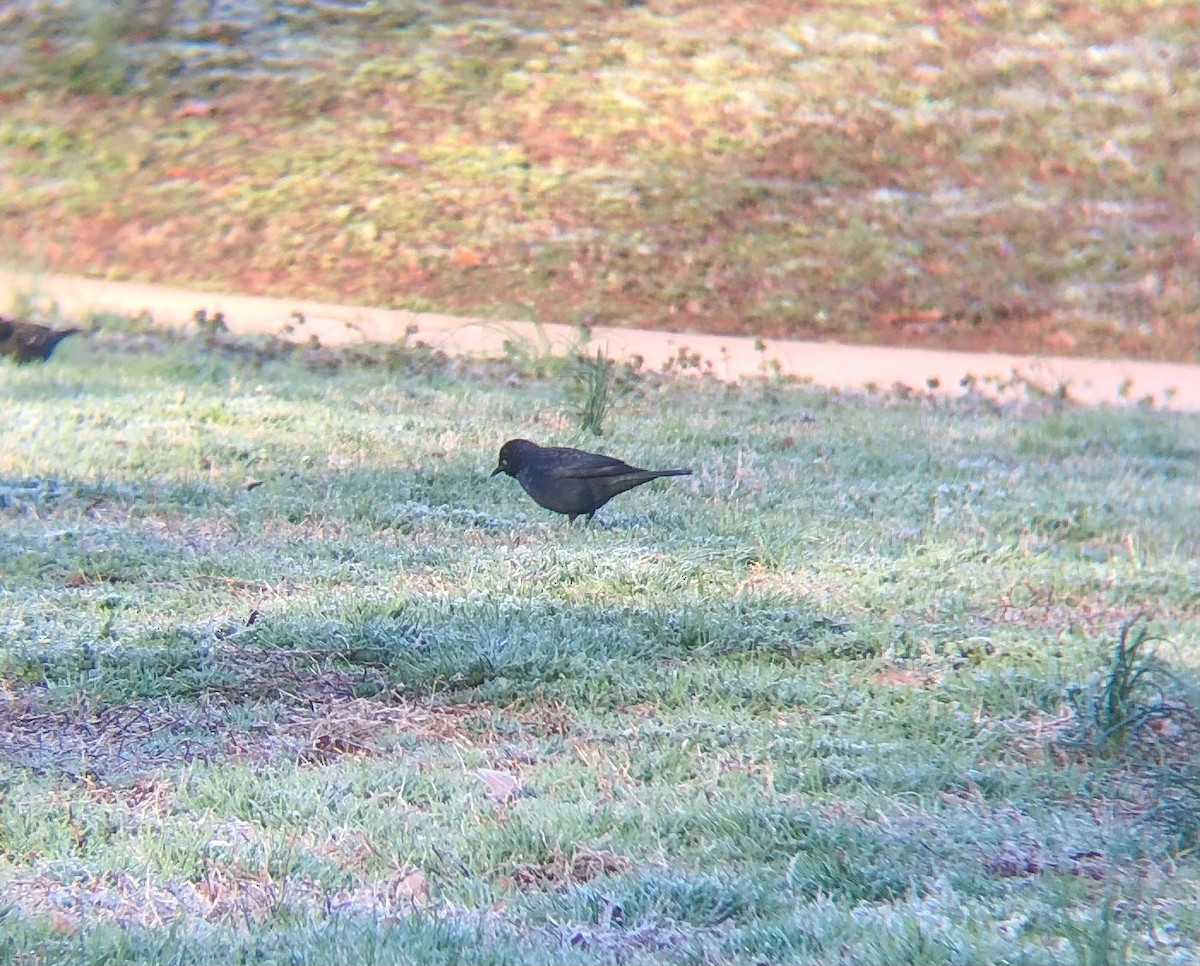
[0,317,82,364]
[491,438,691,522]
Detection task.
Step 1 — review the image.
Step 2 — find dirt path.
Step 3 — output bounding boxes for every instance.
[3,268,1196,413]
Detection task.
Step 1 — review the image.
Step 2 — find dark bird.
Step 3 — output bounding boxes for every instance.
[0,316,82,364]
[491,438,691,522]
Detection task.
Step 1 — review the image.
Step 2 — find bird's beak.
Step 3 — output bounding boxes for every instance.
[490,466,503,477]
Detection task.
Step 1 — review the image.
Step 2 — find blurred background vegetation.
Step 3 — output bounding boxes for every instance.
[1,0,1196,360]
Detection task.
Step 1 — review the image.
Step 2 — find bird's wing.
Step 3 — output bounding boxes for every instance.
[542,448,640,479]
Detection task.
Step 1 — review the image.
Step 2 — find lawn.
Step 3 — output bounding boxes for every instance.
[0,320,1197,963]
[1,0,1197,360]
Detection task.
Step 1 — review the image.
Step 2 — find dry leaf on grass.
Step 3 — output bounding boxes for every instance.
[394,869,430,906]
[475,768,519,803]
[871,668,936,688]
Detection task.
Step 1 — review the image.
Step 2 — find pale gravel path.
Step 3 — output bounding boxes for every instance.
[3,268,1196,412]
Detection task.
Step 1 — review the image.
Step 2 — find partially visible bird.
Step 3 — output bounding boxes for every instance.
[0,316,82,364]
[491,438,692,522]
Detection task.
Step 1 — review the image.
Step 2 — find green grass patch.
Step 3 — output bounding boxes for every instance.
[0,322,1196,962]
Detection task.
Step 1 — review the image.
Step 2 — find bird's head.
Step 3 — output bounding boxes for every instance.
[492,438,536,478]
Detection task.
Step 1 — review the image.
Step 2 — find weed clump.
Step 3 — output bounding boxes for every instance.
[1065,615,1190,758]
[568,348,613,437]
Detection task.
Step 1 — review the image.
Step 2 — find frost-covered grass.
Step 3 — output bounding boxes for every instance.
[1,322,1197,963]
